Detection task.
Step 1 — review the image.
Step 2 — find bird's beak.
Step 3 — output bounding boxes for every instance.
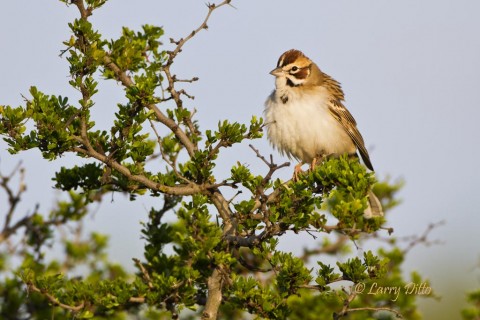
[269,67,284,77]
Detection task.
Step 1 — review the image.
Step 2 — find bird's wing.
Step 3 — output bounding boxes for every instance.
[328,100,374,171]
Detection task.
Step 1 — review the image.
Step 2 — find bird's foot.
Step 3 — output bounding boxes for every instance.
[310,156,324,171]
[310,157,318,171]
[293,162,305,181]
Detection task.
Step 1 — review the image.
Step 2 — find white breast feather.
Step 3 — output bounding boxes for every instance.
[264,86,355,163]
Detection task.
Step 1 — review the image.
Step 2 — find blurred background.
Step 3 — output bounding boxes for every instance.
[1,1,480,318]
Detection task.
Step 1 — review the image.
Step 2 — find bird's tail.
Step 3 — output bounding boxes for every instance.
[363,189,384,218]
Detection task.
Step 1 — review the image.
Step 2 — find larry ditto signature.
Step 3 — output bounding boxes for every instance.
[354,282,432,302]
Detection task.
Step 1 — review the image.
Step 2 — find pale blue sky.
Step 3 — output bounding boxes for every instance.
[1,1,480,318]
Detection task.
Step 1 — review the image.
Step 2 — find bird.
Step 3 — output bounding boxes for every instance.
[264,49,383,218]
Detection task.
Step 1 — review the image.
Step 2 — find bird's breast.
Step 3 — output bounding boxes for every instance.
[264,87,355,163]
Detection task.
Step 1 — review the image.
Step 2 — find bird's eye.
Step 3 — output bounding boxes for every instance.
[291,66,299,72]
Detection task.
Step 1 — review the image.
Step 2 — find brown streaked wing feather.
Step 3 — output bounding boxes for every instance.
[321,74,346,102]
[328,100,374,171]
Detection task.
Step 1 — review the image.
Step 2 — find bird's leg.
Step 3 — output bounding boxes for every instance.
[310,155,324,171]
[293,162,305,181]
[310,157,318,171]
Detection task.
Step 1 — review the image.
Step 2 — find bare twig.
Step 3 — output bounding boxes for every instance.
[249,144,277,167]
[178,89,195,100]
[0,164,27,243]
[254,151,289,201]
[247,144,290,229]
[249,144,290,183]
[208,188,235,230]
[344,306,403,318]
[162,0,234,153]
[381,226,395,235]
[401,220,445,255]
[167,1,232,62]
[172,75,199,83]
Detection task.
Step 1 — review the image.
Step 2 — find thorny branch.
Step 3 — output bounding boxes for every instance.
[167,1,233,58]
[249,144,290,185]
[163,0,234,150]
[248,144,289,227]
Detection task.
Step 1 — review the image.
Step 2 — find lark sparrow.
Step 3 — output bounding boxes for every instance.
[264,49,383,218]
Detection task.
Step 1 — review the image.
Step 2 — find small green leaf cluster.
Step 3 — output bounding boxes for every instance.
[271,178,325,231]
[337,251,387,282]
[105,25,165,80]
[0,88,82,158]
[272,252,313,295]
[59,0,107,10]
[180,149,216,183]
[228,275,289,319]
[206,117,263,150]
[66,18,104,77]
[111,102,156,163]
[54,163,103,191]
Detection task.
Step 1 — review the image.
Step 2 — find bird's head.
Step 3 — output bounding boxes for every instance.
[270,49,315,87]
